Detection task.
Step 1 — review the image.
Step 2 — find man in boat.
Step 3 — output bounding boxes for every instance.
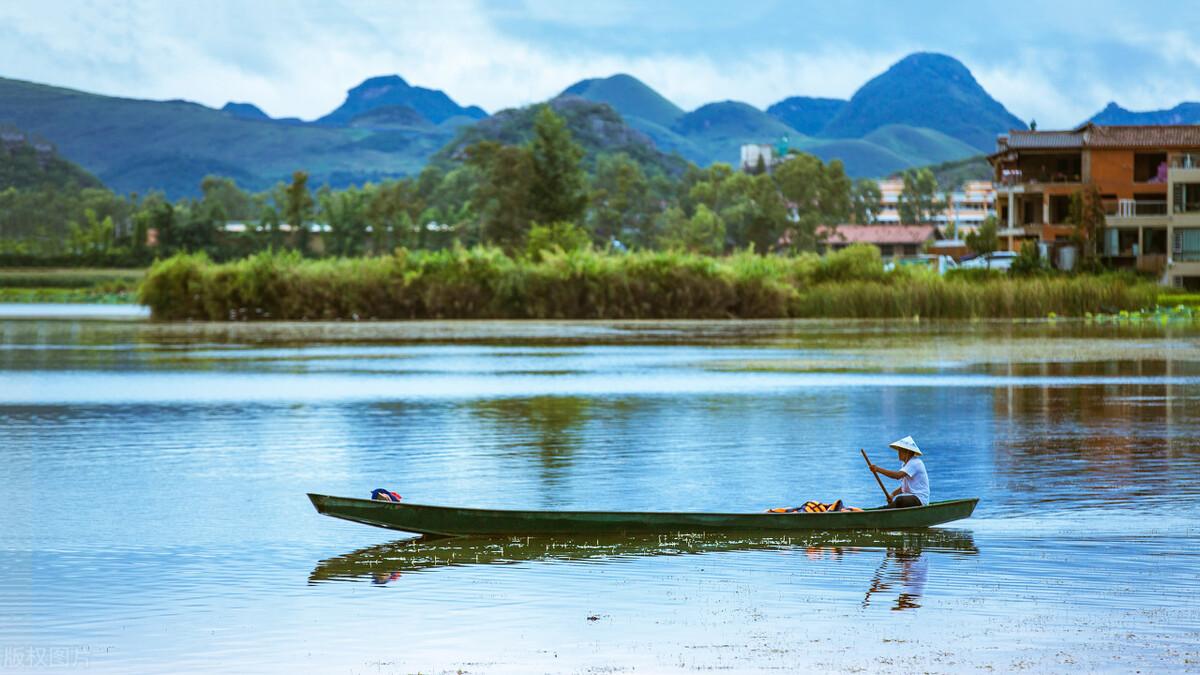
[869,436,929,508]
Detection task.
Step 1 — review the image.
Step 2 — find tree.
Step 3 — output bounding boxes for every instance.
[1068,183,1106,271]
[589,152,651,246]
[465,140,535,252]
[527,105,587,225]
[320,186,369,256]
[965,215,999,259]
[526,221,592,259]
[897,168,943,224]
[772,152,851,252]
[851,178,883,224]
[283,171,315,254]
[655,204,726,255]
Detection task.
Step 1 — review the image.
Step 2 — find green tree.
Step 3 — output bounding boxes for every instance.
[1068,183,1106,270]
[465,141,535,252]
[965,215,999,259]
[897,168,943,224]
[527,105,587,225]
[851,178,883,224]
[320,186,370,256]
[589,152,651,246]
[655,204,726,255]
[283,171,315,254]
[526,221,592,259]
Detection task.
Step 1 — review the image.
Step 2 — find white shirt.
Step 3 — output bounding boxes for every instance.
[899,457,930,505]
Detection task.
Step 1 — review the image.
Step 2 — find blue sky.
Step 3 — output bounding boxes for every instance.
[2,0,1199,129]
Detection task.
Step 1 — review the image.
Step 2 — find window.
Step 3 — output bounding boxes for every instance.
[1134,152,1168,182]
[1175,229,1200,261]
[1174,183,1200,213]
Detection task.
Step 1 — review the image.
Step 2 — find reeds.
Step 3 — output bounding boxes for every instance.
[138,246,1161,321]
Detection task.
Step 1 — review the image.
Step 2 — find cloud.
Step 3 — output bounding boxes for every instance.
[1,0,1198,128]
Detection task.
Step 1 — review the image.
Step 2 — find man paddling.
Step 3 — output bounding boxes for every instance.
[869,436,930,508]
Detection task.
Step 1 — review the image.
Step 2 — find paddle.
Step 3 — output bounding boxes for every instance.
[862,449,893,506]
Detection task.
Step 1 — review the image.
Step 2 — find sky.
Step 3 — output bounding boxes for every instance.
[2,0,1200,129]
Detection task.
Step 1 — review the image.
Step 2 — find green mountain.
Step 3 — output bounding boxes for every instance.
[0,76,458,198]
[221,102,271,121]
[819,52,1026,152]
[432,97,687,176]
[1089,101,1200,125]
[346,105,433,130]
[669,101,797,165]
[0,127,104,190]
[316,75,486,126]
[765,97,846,135]
[560,74,684,128]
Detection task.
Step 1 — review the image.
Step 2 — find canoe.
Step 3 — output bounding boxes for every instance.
[309,528,979,583]
[307,493,979,537]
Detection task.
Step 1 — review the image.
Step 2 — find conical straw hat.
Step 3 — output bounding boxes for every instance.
[888,435,922,455]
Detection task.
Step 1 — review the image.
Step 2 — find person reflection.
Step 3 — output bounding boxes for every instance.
[863,545,929,611]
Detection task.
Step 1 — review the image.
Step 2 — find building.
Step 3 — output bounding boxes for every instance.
[989,123,1200,288]
[739,144,774,172]
[816,224,940,258]
[875,179,996,231]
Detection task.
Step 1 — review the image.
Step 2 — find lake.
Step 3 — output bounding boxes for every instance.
[2,310,1199,672]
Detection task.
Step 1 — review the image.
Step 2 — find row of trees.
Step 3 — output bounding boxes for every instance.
[1,106,971,263]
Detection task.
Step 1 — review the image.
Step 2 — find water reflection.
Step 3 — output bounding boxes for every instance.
[863,546,929,611]
[309,529,977,603]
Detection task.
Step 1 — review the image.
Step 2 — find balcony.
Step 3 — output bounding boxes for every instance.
[1105,199,1168,225]
[1170,154,1200,169]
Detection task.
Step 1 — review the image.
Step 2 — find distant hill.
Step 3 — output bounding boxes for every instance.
[819,52,1026,152]
[316,75,487,126]
[0,76,459,198]
[766,97,846,135]
[432,97,688,177]
[561,74,683,128]
[0,127,104,191]
[1089,101,1200,126]
[221,102,270,121]
[347,105,433,130]
[669,101,796,165]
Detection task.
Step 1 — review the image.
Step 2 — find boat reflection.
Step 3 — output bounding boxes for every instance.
[309,529,977,597]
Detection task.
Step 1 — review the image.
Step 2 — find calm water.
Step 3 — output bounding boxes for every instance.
[2,312,1199,673]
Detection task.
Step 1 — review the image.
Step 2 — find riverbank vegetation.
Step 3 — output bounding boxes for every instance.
[139,245,1159,321]
[0,267,142,303]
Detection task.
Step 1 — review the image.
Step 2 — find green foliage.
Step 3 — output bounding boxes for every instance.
[528,106,588,225]
[1069,184,1107,271]
[965,215,999,257]
[851,178,882,224]
[283,171,315,254]
[655,205,726,255]
[897,168,943,224]
[464,141,534,252]
[140,247,1159,321]
[1011,240,1050,276]
[526,222,592,259]
[589,152,652,245]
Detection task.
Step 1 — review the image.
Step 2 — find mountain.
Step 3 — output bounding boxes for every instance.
[346,105,433,130]
[766,97,846,135]
[316,75,486,126]
[1089,101,1200,126]
[669,101,797,165]
[221,102,270,121]
[560,74,683,128]
[432,97,687,177]
[819,52,1026,152]
[0,126,104,191]
[0,76,454,198]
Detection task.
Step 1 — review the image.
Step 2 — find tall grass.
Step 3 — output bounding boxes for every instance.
[138,245,1161,321]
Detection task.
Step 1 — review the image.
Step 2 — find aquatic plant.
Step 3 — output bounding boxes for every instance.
[138,245,1163,321]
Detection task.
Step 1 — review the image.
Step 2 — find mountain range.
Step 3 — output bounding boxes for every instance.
[1,51,1195,198]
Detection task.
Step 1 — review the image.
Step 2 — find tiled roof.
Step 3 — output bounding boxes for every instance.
[818,225,937,245]
[999,124,1200,151]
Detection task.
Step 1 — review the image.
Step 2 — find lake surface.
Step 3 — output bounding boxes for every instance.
[3,311,1199,673]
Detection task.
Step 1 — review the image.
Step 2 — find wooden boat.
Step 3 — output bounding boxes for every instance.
[309,529,978,583]
[307,493,979,537]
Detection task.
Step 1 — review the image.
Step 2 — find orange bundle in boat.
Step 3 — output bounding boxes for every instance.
[766,500,862,513]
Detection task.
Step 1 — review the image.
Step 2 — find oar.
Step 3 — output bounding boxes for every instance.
[862,449,893,505]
